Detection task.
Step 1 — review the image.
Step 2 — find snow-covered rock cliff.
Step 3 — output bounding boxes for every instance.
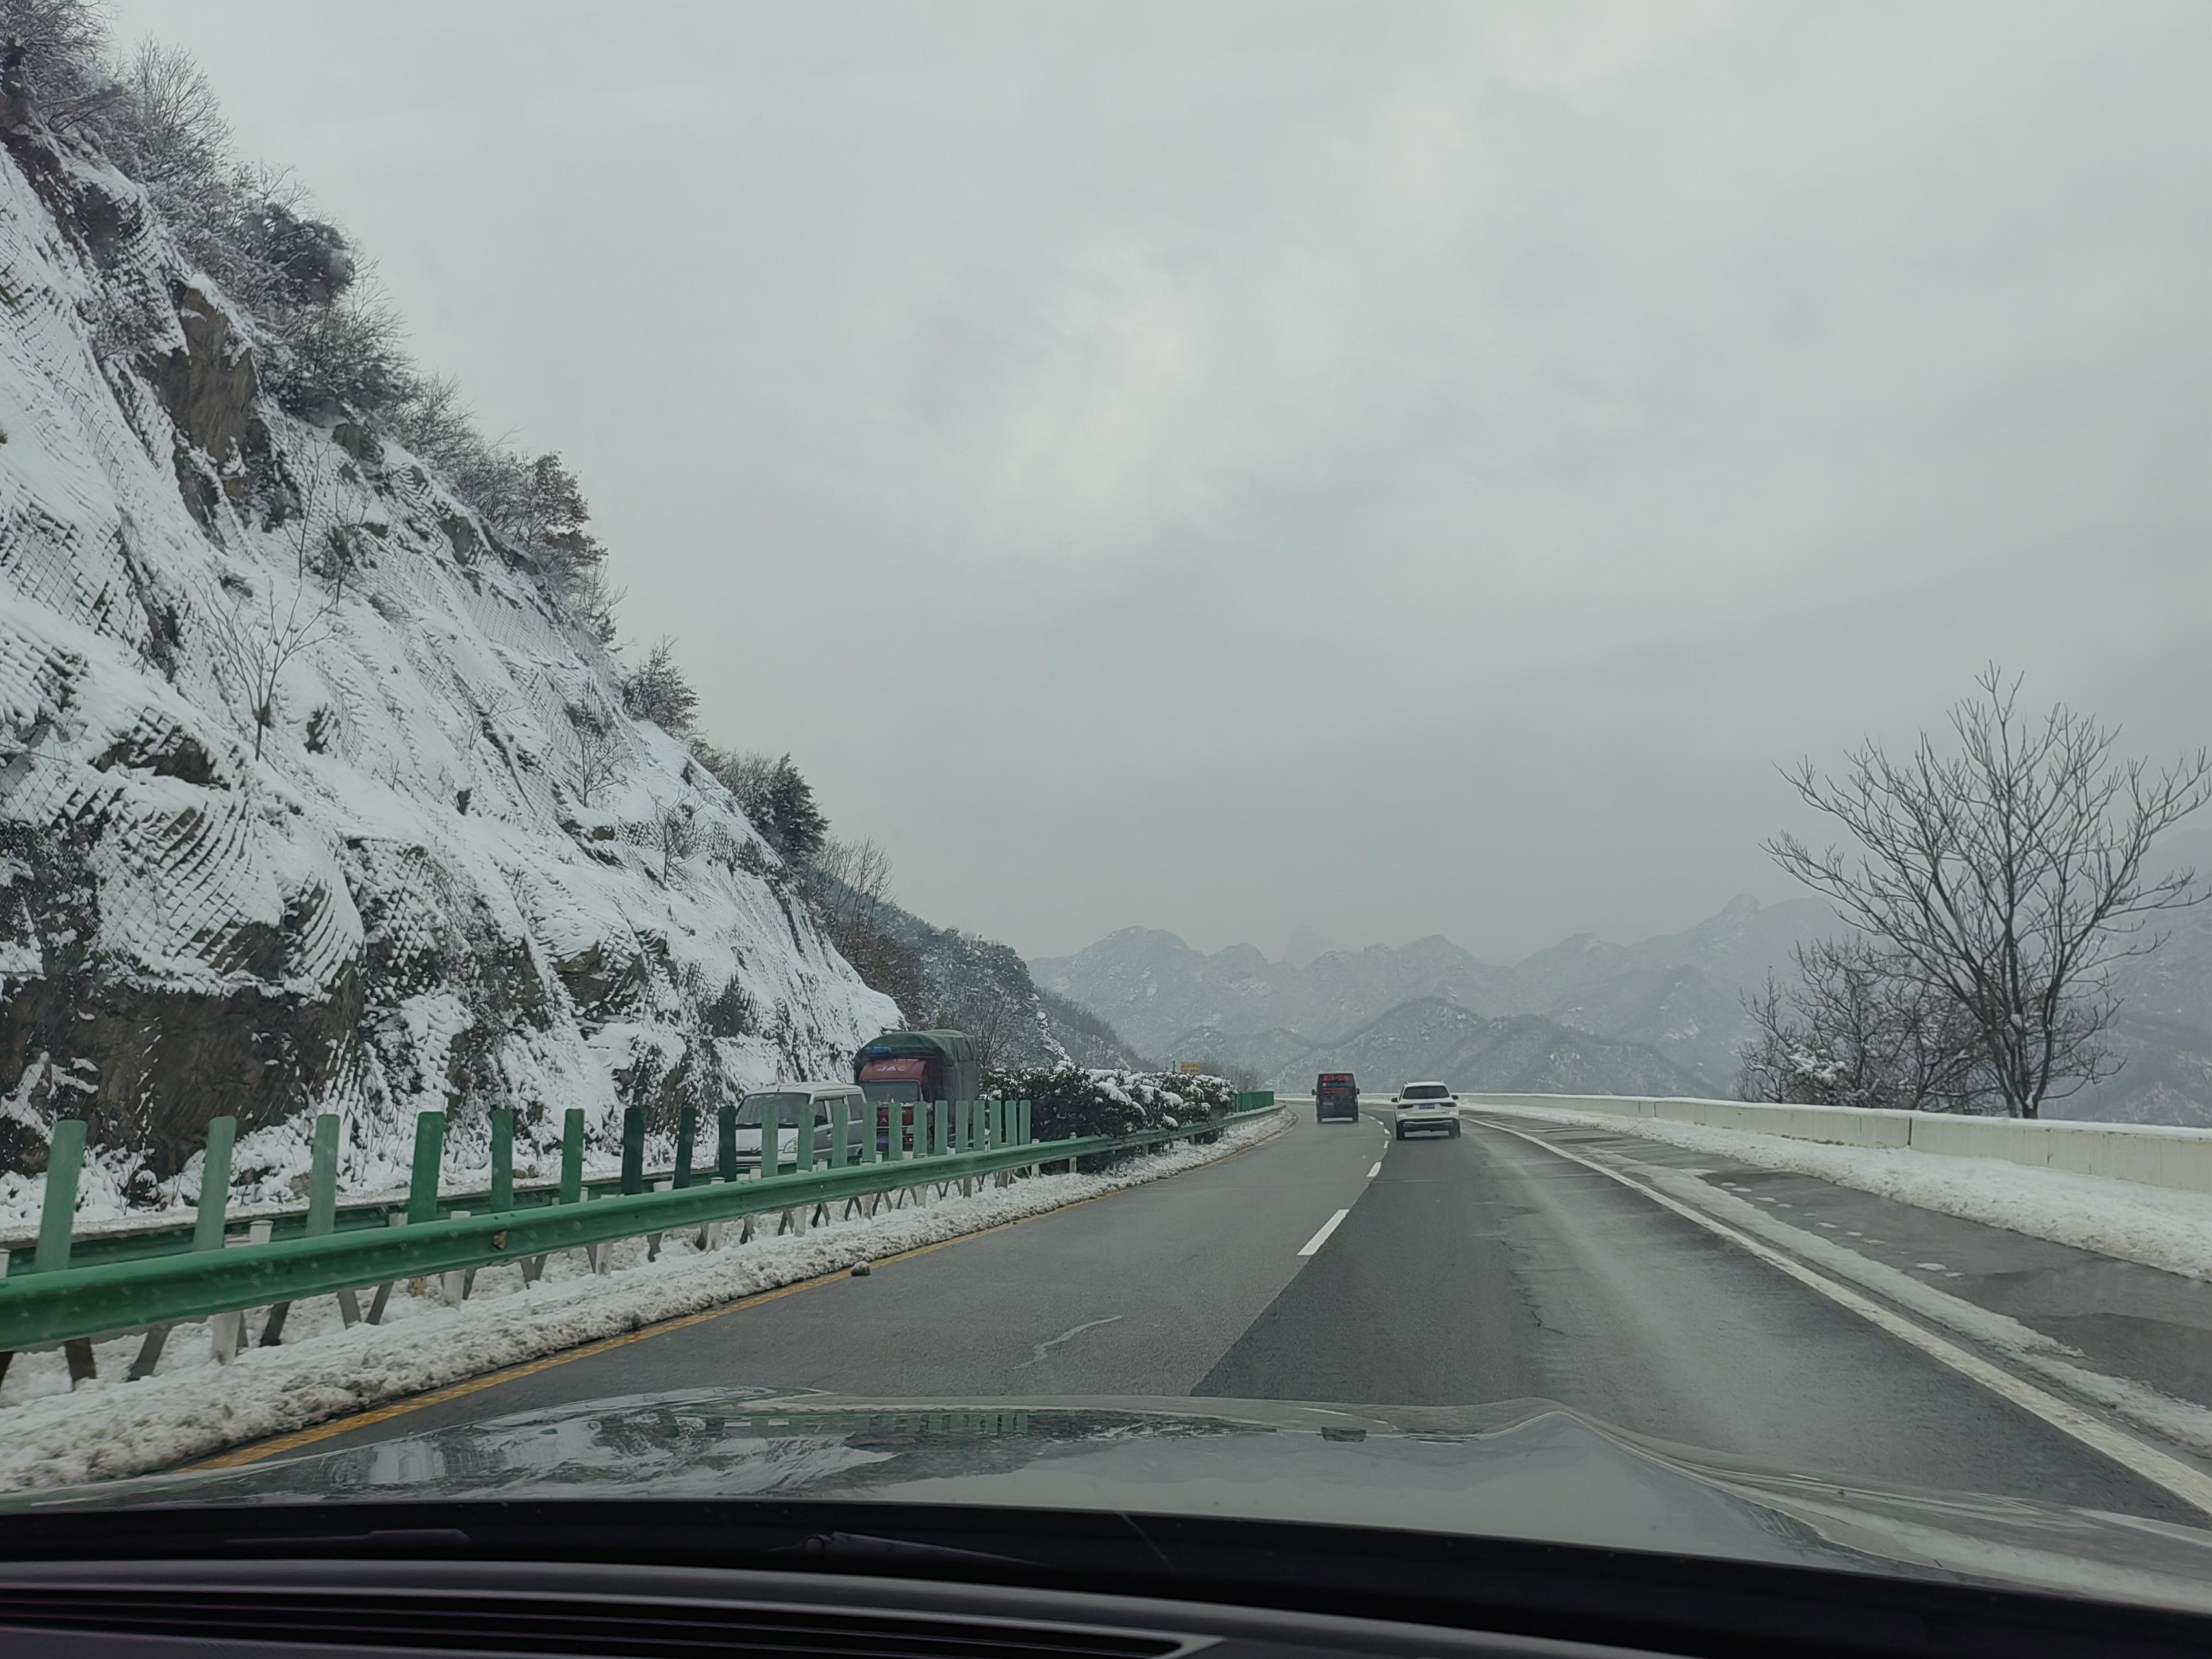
[0,84,896,1219]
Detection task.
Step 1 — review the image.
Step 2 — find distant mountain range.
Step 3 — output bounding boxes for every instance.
[870,900,1149,1072]
[1032,896,2212,1125]
[1031,896,1833,1095]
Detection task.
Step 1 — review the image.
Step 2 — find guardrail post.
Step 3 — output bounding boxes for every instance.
[368,1112,443,1328]
[674,1105,697,1189]
[304,1114,361,1328]
[935,1100,949,1157]
[795,1101,815,1172]
[306,1114,341,1236]
[34,1121,97,1385]
[260,1114,345,1350]
[886,1104,904,1164]
[717,1102,738,1182]
[444,1210,469,1302]
[490,1108,515,1211]
[192,1116,237,1251]
[561,1108,586,1204]
[407,1112,445,1226]
[199,1117,248,1361]
[366,1212,404,1323]
[131,1117,233,1379]
[35,1118,86,1276]
[829,1096,848,1169]
[620,1107,645,1195]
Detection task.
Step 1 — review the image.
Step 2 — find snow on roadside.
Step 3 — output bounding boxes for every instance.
[1629,1163,2212,1464]
[1474,1103,2212,1283]
[0,1111,1290,1493]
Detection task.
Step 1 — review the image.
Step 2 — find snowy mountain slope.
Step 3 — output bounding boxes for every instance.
[0,103,896,1220]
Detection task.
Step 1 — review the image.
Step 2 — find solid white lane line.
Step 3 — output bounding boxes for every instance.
[1298,1209,1350,1256]
[1367,1162,1381,1178]
[1471,1116,2212,1523]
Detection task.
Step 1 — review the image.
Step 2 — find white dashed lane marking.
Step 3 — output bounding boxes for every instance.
[1298,1209,1350,1257]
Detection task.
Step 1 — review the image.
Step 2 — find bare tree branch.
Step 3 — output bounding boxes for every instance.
[207,450,356,759]
[1764,666,2210,1116]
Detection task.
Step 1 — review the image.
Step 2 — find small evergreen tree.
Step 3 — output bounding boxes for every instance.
[622,638,698,737]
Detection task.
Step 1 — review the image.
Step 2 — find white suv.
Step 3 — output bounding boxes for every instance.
[1391,1082,1459,1140]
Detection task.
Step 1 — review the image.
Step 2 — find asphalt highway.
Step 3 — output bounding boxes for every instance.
[278,1104,2212,1525]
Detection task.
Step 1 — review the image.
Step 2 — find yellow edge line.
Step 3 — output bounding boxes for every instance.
[190,1118,1289,1472]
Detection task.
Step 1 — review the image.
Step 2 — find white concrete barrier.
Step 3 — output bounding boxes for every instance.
[1459,1092,2212,1196]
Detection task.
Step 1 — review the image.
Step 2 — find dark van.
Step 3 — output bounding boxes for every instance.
[1316,1073,1361,1122]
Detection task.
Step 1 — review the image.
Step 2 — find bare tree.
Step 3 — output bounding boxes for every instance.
[1766,668,2210,1117]
[113,40,230,185]
[807,835,893,933]
[1737,937,1988,1112]
[572,718,625,807]
[840,926,930,1026]
[657,800,698,882]
[940,982,1033,1070]
[1185,1057,1262,1092]
[210,455,354,759]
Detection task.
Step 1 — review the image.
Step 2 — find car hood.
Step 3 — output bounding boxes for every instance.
[15,1390,2212,1612]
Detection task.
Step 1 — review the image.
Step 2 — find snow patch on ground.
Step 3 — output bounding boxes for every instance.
[0,1111,1290,1492]
[1475,1103,2212,1283]
[1627,1165,2212,1464]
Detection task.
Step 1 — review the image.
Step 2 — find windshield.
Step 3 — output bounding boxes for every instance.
[2,0,2209,1623]
[733,1094,822,1129]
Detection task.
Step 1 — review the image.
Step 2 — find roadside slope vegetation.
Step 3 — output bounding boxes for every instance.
[0,19,896,1218]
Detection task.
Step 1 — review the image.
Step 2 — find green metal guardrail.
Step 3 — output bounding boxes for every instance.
[0,1092,1278,1359]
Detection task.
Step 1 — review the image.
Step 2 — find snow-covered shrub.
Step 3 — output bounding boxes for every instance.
[984,1064,1238,1143]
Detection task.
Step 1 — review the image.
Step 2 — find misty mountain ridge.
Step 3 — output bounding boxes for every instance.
[1031,896,1831,1090]
[864,896,1148,1073]
[1035,896,2212,1124]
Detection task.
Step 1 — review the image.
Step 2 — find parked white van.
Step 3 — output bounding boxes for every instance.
[733,1082,868,1170]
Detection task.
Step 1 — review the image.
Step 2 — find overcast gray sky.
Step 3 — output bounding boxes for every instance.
[110,0,2212,962]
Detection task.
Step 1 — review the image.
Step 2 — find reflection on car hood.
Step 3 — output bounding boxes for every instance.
[17,1391,2212,1611]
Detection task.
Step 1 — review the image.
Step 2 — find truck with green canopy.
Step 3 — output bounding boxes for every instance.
[853,1029,981,1107]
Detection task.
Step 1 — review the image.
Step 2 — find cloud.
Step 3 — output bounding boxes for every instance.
[113,0,2212,959]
